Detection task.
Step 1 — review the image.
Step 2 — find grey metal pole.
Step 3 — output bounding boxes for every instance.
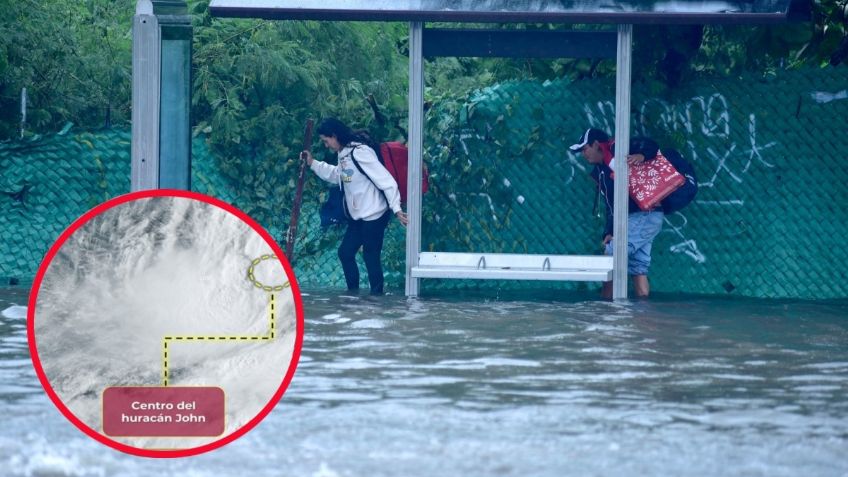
[20,88,26,139]
[613,24,633,300]
[405,21,424,297]
[131,0,161,191]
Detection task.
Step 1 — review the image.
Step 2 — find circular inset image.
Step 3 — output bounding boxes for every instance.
[27,190,303,457]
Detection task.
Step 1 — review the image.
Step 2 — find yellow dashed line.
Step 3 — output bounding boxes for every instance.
[162,255,289,386]
[270,294,276,339]
[163,341,169,387]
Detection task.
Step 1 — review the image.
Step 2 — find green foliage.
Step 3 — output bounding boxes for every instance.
[419,85,526,254]
[632,0,848,87]
[2,0,847,270]
[0,0,133,139]
[2,1,847,287]
[188,1,408,239]
[2,1,847,144]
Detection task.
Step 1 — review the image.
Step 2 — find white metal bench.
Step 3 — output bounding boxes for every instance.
[410,252,613,282]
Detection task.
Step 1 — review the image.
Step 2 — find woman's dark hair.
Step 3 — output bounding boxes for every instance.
[318,117,382,155]
[317,118,358,146]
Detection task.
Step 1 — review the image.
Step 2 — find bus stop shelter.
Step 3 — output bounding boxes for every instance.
[134,0,809,299]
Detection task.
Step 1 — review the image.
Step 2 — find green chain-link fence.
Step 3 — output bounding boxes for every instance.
[2,66,846,298]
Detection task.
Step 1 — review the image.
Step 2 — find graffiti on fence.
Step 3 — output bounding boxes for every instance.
[582,93,779,264]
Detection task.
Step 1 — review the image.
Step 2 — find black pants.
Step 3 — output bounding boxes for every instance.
[338,210,391,295]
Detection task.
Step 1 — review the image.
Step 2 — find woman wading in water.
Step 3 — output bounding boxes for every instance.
[302,118,408,295]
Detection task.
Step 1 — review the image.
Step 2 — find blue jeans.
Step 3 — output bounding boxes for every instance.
[604,210,664,275]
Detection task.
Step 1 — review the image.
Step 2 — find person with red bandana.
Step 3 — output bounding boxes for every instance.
[569,128,663,299]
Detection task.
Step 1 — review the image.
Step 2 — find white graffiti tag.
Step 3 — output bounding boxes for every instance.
[582,93,778,264]
[664,213,707,264]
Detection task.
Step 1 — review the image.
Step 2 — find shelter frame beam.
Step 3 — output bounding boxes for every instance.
[131,0,192,192]
[612,24,633,300]
[405,21,424,297]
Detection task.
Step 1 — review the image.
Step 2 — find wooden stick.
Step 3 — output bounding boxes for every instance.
[285,118,314,260]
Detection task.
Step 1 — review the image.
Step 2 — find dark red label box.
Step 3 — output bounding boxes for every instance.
[102,386,225,437]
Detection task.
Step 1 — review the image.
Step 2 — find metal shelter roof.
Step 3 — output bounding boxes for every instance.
[209,0,809,24]
[205,0,811,299]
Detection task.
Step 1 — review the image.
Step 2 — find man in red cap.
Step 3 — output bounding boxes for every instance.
[569,128,664,298]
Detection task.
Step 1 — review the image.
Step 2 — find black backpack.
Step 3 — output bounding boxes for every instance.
[660,148,698,214]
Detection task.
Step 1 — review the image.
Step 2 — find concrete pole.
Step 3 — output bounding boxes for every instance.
[613,24,633,300]
[405,21,424,297]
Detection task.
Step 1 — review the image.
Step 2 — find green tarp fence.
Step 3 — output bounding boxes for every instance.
[2,66,846,299]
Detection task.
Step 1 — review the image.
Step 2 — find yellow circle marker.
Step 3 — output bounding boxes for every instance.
[246,254,291,291]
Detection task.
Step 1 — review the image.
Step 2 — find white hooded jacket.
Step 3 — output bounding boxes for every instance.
[310,142,402,221]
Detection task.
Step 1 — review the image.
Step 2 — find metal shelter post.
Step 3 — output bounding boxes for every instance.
[132,0,160,191]
[612,24,633,300]
[406,21,424,297]
[131,0,192,191]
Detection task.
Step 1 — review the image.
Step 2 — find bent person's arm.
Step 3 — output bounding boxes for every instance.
[309,158,341,185]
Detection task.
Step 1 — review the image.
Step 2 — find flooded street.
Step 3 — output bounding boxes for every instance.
[2,287,847,476]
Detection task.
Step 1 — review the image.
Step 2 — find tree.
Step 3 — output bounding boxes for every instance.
[188,0,409,233]
[1,0,844,142]
[0,0,133,139]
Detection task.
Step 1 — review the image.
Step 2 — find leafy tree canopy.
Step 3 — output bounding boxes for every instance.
[0,0,134,139]
[2,0,846,142]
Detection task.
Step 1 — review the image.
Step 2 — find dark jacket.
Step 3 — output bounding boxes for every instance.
[589,137,660,238]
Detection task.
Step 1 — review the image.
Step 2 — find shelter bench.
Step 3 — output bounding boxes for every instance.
[410,252,613,282]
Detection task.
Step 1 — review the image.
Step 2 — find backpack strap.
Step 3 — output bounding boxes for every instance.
[348,146,390,208]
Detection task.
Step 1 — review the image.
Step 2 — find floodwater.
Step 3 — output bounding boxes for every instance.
[2,286,847,476]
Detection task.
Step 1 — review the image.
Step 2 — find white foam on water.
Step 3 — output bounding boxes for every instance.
[801,361,848,370]
[313,462,342,477]
[1,305,26,320]
[296,392,382,402]
[4,286,848,477]
[13,452,93,477]
[323,358,396,370]
[349,318,387,329]
[426,357,541,371]
[709,373,768,381]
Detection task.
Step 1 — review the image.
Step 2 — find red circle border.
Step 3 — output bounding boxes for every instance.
[26,189,305,458]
